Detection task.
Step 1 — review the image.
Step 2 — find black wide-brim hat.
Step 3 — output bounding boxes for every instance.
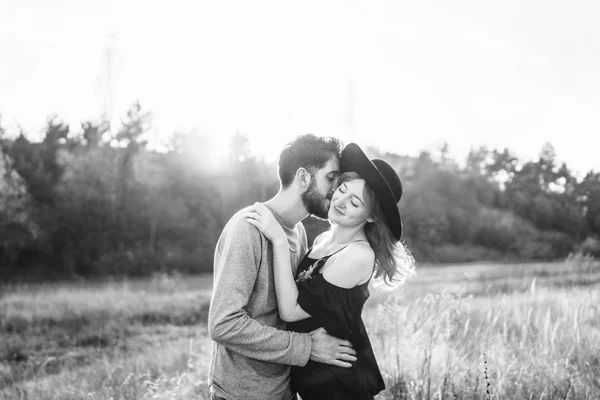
[340,143,403,240]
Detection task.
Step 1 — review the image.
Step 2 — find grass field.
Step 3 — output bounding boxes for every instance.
[1,256,599,399]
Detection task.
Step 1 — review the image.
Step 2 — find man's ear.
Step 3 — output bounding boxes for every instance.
[295,168,311,191]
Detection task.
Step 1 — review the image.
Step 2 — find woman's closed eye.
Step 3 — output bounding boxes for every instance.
[338,184,359,207]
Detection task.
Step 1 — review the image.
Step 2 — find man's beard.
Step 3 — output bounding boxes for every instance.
[301,177,330,220]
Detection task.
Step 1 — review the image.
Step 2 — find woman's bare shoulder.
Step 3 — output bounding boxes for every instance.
[313,230,331,246]
[310,230,331,256]
[321,242,375,288]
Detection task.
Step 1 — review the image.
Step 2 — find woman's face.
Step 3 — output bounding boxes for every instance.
[328,178,371,227]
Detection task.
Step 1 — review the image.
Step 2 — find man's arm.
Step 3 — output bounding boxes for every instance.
[208,215,311,366]
[239,207,357,367]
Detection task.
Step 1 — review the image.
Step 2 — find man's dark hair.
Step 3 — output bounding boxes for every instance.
[277,134,343,188]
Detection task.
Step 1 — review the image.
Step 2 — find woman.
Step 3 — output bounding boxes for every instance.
[245,143,416,400]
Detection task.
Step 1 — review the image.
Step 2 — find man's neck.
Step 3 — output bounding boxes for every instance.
[265,189,309,227]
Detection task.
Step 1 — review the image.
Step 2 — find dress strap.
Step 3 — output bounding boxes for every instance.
[322,245,348,259]
[320,239,366,259]
[305,247,314,258]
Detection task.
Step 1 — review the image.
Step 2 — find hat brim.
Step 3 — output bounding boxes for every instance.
[340,144,403,240]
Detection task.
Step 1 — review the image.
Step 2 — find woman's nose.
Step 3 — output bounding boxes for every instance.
[335,195,349,208]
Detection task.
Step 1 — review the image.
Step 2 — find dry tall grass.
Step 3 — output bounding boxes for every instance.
[1,261,599,400]
[367,286,599,399]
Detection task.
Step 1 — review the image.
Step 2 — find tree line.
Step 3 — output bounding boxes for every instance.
[1,102,599,281]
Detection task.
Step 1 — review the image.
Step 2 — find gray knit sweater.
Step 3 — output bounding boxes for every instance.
[208,205,312,400]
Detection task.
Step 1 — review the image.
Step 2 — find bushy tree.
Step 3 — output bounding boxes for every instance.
[0,121,38,274]
[3,107,599,281]
[576,171,600,237]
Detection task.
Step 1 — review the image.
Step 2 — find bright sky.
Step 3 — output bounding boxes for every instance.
[1,0,599,176]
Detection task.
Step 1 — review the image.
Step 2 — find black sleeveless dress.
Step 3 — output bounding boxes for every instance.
[288,247,385,400]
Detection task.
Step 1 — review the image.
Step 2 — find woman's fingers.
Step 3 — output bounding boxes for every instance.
[244,211,261,220]
[254,202,267,211]
[247,204,262,215]
[244,211,263,228]
[244,213,260,221]
[246,218,266,233]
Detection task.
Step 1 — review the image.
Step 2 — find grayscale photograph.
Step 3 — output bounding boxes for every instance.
[1,1,599,399]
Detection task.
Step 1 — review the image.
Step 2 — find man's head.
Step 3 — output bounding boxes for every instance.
[277,134,342,219]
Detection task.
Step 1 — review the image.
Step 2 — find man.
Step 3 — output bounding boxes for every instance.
[208,134,358,400]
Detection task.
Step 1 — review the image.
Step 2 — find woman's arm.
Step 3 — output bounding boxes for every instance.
[271,241,311,322]
[245,203,311,322]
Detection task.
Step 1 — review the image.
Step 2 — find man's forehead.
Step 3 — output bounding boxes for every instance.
[318,157,340,175]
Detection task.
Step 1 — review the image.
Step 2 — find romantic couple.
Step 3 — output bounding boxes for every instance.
[208,134,416,400]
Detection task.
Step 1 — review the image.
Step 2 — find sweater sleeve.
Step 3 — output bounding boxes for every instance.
[208,213,312,366]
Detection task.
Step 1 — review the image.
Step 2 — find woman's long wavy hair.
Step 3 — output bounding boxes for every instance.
[339,172,416,288]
